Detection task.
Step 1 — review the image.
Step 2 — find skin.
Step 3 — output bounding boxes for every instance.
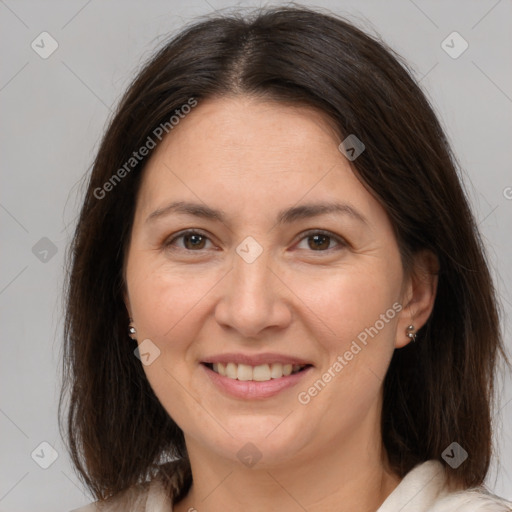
[124,95,438,512]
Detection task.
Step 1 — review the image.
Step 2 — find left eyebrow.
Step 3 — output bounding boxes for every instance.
[145,200,368,226]
[276,202,368,226]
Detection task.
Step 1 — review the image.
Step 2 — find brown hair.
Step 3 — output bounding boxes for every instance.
[59,5,510,500]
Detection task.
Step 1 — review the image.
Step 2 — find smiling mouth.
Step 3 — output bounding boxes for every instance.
[202,362,311,381]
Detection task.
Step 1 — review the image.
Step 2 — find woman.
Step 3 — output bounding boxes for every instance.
[62,6,512,512]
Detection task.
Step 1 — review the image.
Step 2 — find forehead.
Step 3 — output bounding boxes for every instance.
[134,96,383,226]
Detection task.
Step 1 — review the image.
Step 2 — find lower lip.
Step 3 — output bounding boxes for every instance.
[202,364,313,400]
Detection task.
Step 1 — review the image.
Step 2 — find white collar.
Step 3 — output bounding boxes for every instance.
[377,460,450,511]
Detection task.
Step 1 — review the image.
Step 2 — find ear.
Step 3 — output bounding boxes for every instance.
[396,249,439,348]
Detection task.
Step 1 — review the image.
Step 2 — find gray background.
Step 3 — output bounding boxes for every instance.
[1,1,511,510]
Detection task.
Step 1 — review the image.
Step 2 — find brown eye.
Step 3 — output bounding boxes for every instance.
[296,230,346,252]
[165,230,213,251]
[307,234,330,250]
[183,233,206,250]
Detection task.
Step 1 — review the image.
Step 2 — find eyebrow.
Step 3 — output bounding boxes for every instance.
[145,200,368,226]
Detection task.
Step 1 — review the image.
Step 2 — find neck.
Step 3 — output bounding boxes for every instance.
[174,410,401,512]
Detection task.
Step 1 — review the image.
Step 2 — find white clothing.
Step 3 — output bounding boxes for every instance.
[71,459,512,511]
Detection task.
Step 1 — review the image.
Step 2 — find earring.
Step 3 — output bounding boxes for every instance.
[406,324,417,342]
[128,322,137,340]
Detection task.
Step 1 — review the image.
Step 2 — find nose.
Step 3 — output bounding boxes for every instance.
[214,245,292,338]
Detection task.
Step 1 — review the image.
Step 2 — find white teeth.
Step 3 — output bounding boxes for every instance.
[226,362,237,379]
[270,363,283,378]
[253,364,271,381]
[237,364,253,381]
[209,362,306,381]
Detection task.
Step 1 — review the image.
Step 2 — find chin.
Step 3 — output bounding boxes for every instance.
[194,415,314,468]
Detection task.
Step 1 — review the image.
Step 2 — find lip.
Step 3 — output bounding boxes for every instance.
[202,352,313,366]
[201,362,313,400]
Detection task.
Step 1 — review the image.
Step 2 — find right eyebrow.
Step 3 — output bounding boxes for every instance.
[146,201,225,224]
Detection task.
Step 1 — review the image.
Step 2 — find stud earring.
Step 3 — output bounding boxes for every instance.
[406,324,417,342]
[128,322,137,340]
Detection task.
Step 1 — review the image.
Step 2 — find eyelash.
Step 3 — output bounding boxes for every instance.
[163,229,347,253]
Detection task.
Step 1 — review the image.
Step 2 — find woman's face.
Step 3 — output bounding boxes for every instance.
[124,95,417,468]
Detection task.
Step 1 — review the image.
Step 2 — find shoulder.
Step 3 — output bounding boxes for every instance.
[69,459,190,512]
[378,460,511,512]
[429,488,512,511]
[70,480,158,512]
[69,481,152,512]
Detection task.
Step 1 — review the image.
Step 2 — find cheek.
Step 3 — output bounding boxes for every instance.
[292,269,400,419]
[126,261,216,424]
[290,262,401,348]
[127,256,220,341]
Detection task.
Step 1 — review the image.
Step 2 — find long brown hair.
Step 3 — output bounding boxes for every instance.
[59,5,509,500]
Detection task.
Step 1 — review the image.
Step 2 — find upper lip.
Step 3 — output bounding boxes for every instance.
[202,353,313,366]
